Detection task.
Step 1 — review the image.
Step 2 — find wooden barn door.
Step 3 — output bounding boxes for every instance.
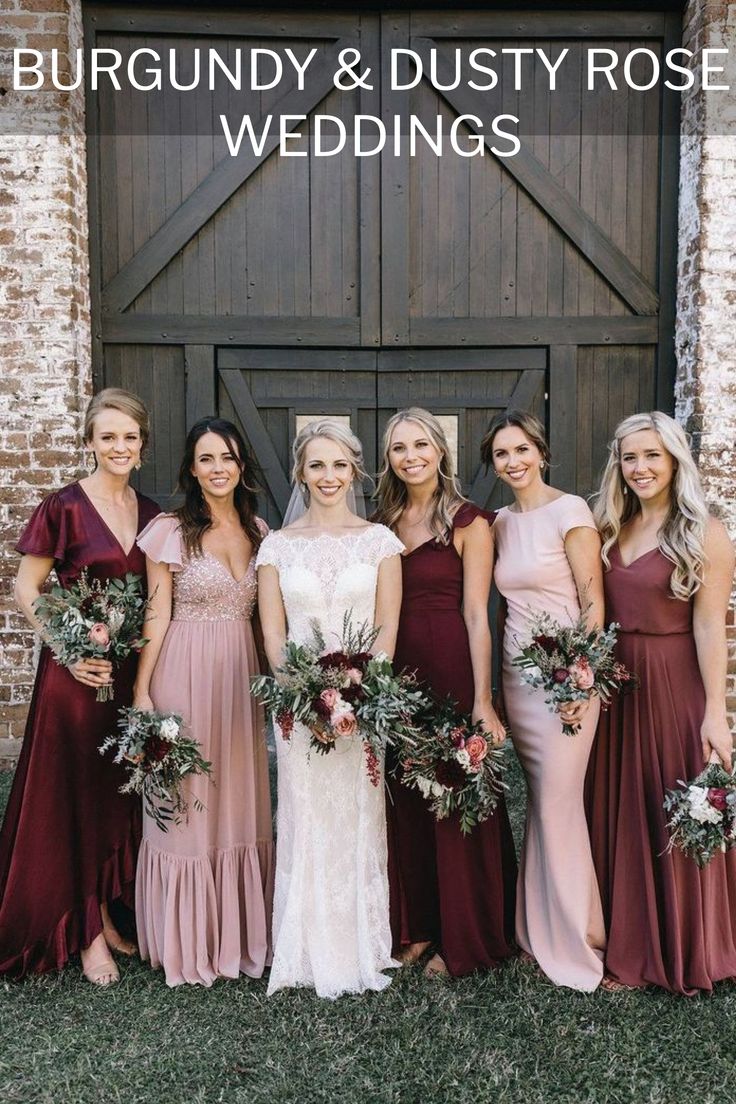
[86,5,680,517]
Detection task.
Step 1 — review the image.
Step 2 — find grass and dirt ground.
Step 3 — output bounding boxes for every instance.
[1,754,735,1104]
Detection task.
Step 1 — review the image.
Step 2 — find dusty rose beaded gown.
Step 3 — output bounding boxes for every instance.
[493,494,605,991]
[135,514,274,987]
[586,546,736,994]
[0,483,159,978]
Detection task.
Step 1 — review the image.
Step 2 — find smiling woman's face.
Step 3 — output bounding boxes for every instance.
[619,428,675,506]
[489,425,544,495]
[87,409,143,478]
[387,420,441,488]
[300,436,354,508]
[191,431,242,502]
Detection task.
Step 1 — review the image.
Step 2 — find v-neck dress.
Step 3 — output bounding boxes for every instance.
[585,545,736,994]
[386,503,517,975]
[135,513,274,987]
[0,482,160,978]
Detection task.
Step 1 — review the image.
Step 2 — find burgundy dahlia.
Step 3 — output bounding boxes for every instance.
[143,735,172,763]
[533,634,558,656]
[435,758,467,791]
[552,668,570,684]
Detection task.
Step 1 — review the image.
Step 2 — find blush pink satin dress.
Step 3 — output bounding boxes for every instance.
[493,494,605,991]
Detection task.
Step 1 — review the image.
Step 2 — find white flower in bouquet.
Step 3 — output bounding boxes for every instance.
[456,748,471,770]
[687,785,722,824]
[160,716,181,742]
[107,607,126,634]
[416,776,445,800]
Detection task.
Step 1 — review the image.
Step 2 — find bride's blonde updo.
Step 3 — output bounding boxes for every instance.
[291,419,367,487]
[593,411,709,600]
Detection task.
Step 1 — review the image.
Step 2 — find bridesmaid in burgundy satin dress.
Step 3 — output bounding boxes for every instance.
[0,390,158,983]
[375,408,516,977]
[586,412,736,994]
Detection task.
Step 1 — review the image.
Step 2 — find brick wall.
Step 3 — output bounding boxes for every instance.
[676,0,736,729]
[0,0,91,762]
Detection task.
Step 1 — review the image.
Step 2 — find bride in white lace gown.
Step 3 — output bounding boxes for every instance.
[257,420,403,998]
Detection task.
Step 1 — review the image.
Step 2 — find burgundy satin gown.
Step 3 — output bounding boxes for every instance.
[585,546,736,994]
[0,482,159,978]
[387,503,517,975]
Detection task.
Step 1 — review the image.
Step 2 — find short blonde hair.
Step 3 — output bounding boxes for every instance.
[84,388,150,451]
[292,418,367,486]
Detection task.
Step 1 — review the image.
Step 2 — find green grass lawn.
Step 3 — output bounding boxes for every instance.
[1,759,735,1104]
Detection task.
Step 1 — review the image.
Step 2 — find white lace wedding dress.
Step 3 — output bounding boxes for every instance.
[256,524,403,999]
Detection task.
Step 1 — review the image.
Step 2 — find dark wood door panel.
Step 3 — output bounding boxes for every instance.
[377,349,547,511]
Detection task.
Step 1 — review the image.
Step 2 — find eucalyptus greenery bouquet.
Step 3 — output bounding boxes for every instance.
[663,761,736,868]
[33,569,149,701]
[395,700,507,835]
[511,607,636,735]
[251,612,426,786]
[99,707,213,832]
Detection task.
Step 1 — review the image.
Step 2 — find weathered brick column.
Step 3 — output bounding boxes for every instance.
[0,0,91,762]
[676,0,736,729]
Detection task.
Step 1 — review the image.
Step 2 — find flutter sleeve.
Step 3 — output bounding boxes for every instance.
[557,495,598,540]
[452,502,495,529]
[136,513,185,572]
[255,531,282,571]
[369,525,405,564]
[16,491,67,561]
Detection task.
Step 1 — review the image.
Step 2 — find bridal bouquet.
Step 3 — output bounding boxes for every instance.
[33,569,149,701]
[251,614,426,786]
[511,609,636,735]
[663,762,736,867]
[395,701,507,835]
[99,707,213,832]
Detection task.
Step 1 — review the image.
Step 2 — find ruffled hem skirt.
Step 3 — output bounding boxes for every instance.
[137,838,274,987]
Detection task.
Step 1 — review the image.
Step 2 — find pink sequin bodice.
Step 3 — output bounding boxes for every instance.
[171,552,257,622]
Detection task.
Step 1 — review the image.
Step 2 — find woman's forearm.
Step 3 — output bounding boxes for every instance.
[133,612,170,697]
[464,611,493,706]
[693,620,729,716]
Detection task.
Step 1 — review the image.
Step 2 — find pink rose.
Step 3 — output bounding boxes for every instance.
[320,688,339,710]
[466,734,488,768]
[707,787,729,812]
[333,711,358,738]
[88,622,110,649]
[568,658,594,690]
[346,668,363,685]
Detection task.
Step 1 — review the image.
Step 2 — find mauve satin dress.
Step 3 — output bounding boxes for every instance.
[586,545,736,994]
[493,494,605,991]
[387,502,517,976]
[0,482,160,977]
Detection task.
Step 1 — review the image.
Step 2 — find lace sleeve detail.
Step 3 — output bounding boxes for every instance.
[255,531,282,571]
[367,525,404,565]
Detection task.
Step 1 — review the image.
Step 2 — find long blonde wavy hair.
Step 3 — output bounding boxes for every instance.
[593,411,709,599]
[374,408,466,544]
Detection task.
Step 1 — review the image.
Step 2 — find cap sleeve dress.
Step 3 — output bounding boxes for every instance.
[493,494,605,991]
[0,482,160,978]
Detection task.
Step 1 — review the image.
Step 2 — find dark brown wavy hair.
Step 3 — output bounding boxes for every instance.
[174,418,262,557]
